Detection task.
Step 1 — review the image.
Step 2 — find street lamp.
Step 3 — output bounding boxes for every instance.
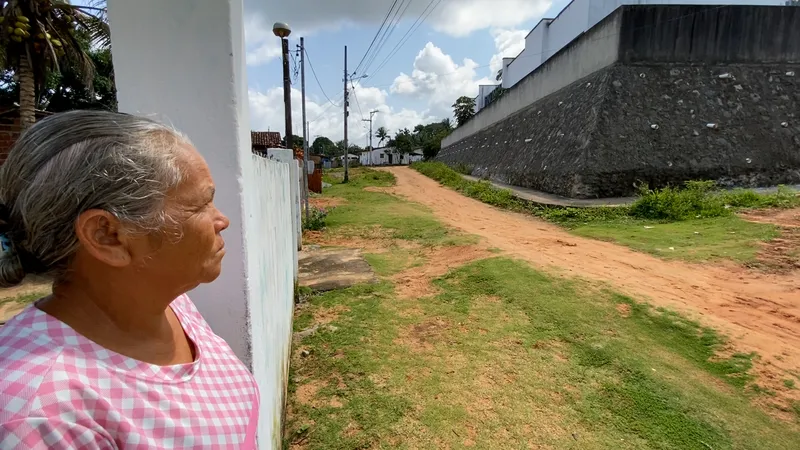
[273,22,293,151]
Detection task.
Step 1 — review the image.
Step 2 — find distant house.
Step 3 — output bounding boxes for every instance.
[360,146,423,166]
[339,153,360,162]
[250,131,283,152]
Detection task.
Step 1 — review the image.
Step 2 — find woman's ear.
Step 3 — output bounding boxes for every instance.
[74,210,132,268]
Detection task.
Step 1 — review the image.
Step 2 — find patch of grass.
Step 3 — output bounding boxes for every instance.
[572,216,779,262]
[286,283,413,449]
[363,248,422,277]
[322,168,474,246]
[288,256,800,449]
[784,379,796,389]
[0,291,46,308]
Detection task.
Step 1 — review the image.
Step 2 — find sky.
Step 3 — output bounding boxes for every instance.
[243,0,573,145]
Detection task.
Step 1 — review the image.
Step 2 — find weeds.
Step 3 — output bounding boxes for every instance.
[414,162,799,226]
[303,206,331,231]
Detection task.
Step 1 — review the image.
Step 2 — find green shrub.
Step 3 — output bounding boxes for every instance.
[630,182,728,221]
[452,163,473,175]
[303,206,330,231]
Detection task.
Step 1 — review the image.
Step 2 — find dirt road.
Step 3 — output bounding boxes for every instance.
[384,167,800,380]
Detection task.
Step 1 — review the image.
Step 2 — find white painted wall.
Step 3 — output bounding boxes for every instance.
[267,149,302,259]
[501,0,787,88]
[108,1,296,448]
[244,156,295,450]
[476,84,500,111]
[443,10,623,148]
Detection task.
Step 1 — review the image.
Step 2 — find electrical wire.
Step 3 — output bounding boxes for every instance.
[304,47,339,108]
[369,0,442,80]
[359,0,413,78]
[354,0,401,75]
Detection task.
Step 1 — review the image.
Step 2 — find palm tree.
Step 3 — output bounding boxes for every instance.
[1,0,109,129]
[376,126,389,147]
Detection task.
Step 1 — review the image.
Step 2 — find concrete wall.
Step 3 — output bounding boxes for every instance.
[244,155,295,449]
[443,9,622,148]
[109,1,296,448]
[501,0,787,89]
[439,62,800,198]
[618,5,800,63]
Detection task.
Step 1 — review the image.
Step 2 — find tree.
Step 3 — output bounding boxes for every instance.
[1,1,110,129]
[311,136,336,157]
[281,134,304,149]
[452,96,476,127]
[376,126,389,146]
[392,128,414,154]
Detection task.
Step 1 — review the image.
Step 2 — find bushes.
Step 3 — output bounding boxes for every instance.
[303,206,330,231]
[631,182,800,221]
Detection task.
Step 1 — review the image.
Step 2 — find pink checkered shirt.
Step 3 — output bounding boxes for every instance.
[0,294,259,449]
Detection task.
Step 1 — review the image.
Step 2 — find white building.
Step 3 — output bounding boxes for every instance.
[360,147,424,166]
[473,0,787,112]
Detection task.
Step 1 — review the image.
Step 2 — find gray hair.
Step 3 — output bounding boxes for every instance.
[0,110,191,287]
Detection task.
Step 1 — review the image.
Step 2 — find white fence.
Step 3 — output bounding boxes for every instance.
[244,155,297,447]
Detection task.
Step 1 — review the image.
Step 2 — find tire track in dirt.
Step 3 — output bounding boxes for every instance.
[383,167,800,391]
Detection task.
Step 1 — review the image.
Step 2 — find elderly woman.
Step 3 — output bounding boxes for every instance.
[0,111,259,449]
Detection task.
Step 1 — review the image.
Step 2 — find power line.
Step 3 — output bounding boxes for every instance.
[304,47,339,108]
[369,0,442,80]
[309,91,345,124]
[360,0,413,77]
[350,81,366,126]
[354,0,401,75]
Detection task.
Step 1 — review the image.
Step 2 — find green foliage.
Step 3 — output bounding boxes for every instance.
[631,181,800,221]
[375,126,389,146]
[302,205,330,231]
[311,136,337,157]
[452,95,476,127]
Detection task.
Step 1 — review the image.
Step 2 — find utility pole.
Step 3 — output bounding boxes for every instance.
[274,23,293,152]
[362,109,378,166]
[343,45,349,183]
[299,37,309,222]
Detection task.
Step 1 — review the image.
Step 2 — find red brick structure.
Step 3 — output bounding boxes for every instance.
[0,108,53,165]
[250,131,283,152]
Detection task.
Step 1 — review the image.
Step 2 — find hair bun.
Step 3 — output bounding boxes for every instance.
[0,232,25,287]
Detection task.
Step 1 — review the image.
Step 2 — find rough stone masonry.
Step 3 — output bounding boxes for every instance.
[437,6,800,199]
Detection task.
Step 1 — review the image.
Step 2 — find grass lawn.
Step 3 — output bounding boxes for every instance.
[287,169,800,449]
[321,169,474,247]
[571,216,779,263]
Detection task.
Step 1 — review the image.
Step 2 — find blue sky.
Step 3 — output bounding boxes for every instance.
[243,0,572,143]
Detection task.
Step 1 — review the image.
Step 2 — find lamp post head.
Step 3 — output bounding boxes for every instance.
[273,22,292,38]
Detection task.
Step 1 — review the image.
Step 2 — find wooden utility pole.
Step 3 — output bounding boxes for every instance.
[299,37,309,222]
[343,46,350,183]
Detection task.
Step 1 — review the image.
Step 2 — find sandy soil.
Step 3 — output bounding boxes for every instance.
[0,276,51,323]
[383,167,800,398]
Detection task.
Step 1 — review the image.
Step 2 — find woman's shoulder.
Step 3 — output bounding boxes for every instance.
[0,307,65,423]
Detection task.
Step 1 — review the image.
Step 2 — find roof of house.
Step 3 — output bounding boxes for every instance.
[250,131,282,148]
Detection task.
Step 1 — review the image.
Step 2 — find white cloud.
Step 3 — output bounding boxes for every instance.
[244,15,282,66]
[248,84,435,143]
[244,0,551,40]
[489,28,527,77]
[433,0,551,37]
[390,42,492,115]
